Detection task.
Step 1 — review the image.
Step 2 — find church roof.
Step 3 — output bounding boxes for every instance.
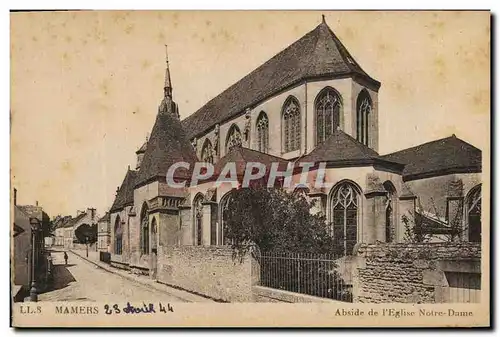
[110,169,137,213]
[381,135,482,181]
[98,212,110,223]
[299,129,403,169]
[181,20,379,140]
[213,146,290,178]
[135,141,147,154]
[135,111,198,188]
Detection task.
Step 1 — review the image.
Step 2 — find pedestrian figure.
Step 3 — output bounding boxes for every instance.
[63,252,68,265]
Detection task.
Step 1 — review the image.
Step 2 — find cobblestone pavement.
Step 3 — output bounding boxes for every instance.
[38,251,183,302]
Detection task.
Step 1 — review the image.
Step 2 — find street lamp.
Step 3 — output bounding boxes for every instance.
[29,217,41,302]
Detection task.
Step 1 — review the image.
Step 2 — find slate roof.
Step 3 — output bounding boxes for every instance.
[181,20,380,140]
[381,135,482,181]
[98,212,111,223]
[299,129,404,170]
[135,111,198,187]
[110,169,137,212]
[53,215,73,229]
[64,212,86,228]
[135,141,148,154]
[213,146,290,178]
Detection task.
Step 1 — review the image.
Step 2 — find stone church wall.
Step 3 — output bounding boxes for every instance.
[156,246,259,302]
[353,242,481,303]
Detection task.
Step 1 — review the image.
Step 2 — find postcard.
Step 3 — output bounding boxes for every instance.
[10,10,490,327]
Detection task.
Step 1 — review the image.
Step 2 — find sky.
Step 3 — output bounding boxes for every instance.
[10,11,490,217]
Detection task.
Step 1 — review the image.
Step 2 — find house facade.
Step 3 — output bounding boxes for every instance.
[53,215,72,247]
[106,19,482,277]
[12,189,52,301]
[62,208,98,249]
[97,212,111,251]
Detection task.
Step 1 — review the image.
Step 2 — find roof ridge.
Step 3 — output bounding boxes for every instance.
[238,146,291,163]
[181,20,380,140]
[324,23,367,76]
[183,26,320,125]
[382,134,476,157]
[337,129,380,157]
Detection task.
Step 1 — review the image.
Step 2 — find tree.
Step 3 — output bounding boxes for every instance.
[223,186,342,257]
[74,223,97,258]
[223,186,350,301]
[74,224,97,245]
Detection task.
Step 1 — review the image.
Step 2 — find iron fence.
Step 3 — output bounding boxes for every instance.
[258,251,353,302]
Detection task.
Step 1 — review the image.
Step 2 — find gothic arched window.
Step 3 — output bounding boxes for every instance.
[151,217,157,251]
[466,184,481,242]
[219,192,234,245]
[193,194,204,246]
[225,124,242,154]
[356,89,372,146]
[114,215,123,255]
[140,203,149,255]
[330,182,360,256]
[383,181,397,243]
[256,111,269,153]
[315,88,342,145]
[201,139,214,164]
[282,96,301,153]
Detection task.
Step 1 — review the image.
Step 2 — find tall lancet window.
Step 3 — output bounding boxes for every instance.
[193,194,204,246]
[114,215,123,255]
[383,181,397,243]
[151,217,157,252]
[282,96,301,153]
[466,184,481,242]
[225,124,242,153]
[331,182,360,256]
[201,139,214,164]
[140,203,149,255]
[219,192,234,245]
[356,89,372,146]
[315,88,342,145]
[256,111,269,153]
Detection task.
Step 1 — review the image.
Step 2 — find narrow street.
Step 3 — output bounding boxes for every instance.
[38,251,183,302]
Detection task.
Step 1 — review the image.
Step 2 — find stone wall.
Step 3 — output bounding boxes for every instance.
[157,246,259,302]
[353,242,481,303]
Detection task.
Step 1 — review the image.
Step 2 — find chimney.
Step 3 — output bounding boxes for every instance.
[13,188,17,206]
[36,201,39,207]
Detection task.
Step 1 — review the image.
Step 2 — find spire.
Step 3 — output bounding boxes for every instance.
[322,14,326,23]
[158,44,179,119]
[164,44,172,94]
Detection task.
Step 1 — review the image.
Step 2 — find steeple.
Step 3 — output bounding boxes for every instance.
[158,44,180,119]
[164,44,172,96]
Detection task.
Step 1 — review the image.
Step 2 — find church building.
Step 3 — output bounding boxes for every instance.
[107,18,482,277]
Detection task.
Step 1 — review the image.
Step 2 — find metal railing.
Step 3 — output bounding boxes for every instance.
[258,251,353,302]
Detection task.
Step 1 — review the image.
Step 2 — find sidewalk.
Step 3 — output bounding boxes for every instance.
[69,249,214,303]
